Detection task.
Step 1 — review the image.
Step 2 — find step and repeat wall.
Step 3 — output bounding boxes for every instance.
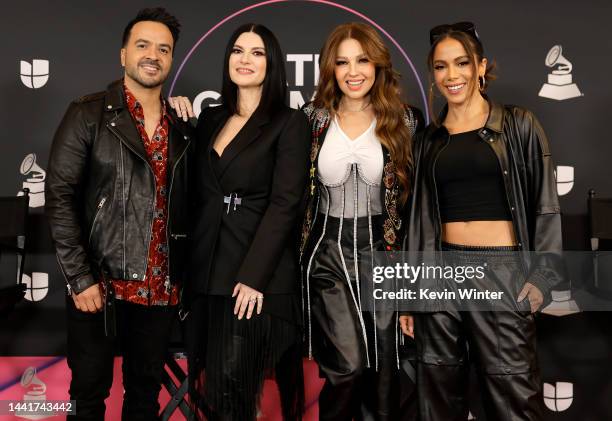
[1,1,611,419]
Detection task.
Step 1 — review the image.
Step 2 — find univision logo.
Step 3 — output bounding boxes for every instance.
[555,165,574,196]
[544,382,573,412]
[22,272,49,302]
[20,59,49,89]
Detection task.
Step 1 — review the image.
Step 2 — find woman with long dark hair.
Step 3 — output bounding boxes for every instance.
[400,22,564,420]
[172,23,309,420]
[300,22,423,420]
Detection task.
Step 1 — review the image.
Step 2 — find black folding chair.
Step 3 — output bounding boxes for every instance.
[0,189,29,315]
[588,189,612,297]
[161,349,190,420]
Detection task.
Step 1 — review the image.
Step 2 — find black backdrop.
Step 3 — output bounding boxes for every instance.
[2,1,611,419]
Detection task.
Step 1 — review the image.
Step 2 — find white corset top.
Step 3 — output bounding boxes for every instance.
[317,117,384,218]
[317,117,383,186]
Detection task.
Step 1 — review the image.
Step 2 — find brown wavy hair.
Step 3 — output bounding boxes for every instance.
[314,22,413,204]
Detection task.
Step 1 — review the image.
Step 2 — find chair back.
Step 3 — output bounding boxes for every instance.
[0,189,30,283]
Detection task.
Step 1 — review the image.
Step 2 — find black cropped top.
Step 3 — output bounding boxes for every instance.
[435,128,512,222]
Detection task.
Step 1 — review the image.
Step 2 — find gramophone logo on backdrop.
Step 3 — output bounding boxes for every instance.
[555,165,574,196]
[20,59,49,89]
[17,153,46,208]
[544,382,573,412]
[19,367,51,420]
[538,45,582,100]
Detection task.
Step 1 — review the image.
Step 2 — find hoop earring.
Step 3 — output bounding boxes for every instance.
[479,75,486,91]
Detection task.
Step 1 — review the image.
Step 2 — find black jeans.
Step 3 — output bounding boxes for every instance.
[66,296,177,421]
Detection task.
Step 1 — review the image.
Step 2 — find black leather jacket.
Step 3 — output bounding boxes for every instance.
[407,98,564,301]
[46,80,193,294]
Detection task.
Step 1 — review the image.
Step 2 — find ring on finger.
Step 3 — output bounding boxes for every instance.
[249,297,257,303]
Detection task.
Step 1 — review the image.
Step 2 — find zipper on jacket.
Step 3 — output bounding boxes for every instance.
[55,252,73,296]
[88,197,107,246]
[120,142,126,279]
[165,137,191,292]
[107,122,157,280]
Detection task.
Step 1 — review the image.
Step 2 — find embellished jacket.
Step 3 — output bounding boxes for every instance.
[299,102,423,260]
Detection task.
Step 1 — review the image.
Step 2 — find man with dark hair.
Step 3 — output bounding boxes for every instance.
[122,7,181,51]
[46,7,192,420]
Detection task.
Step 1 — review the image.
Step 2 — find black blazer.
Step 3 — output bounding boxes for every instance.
[190,105,310,295]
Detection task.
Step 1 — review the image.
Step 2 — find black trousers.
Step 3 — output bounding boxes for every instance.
[66,296,176,421]
[309,216,399,421]
[414,243,544,421]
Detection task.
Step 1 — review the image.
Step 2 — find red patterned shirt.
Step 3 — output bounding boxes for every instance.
[108,85,179,306]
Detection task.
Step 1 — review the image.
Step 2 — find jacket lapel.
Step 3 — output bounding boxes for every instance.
[107,110,147,161]
[305,106,331,197]
[167,109,192,173]
[216,109,270,178]
[206,107,231,155]
[204,107,230,190]
[104,80,147,162]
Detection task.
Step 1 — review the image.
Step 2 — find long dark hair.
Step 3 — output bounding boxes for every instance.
[427,29,496,124]
[221,23,287,115]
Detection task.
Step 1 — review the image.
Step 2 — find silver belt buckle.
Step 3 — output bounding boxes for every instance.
[224,193,242,213]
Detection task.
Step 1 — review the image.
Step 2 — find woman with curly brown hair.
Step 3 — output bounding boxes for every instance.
[300,22,423,421]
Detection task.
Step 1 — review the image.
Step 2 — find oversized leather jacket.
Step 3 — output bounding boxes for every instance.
[407,97,564,301]
[299,102,423,259]
[46,80,193,295]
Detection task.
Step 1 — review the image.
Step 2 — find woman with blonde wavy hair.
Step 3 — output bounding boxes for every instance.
[300,22,423,420]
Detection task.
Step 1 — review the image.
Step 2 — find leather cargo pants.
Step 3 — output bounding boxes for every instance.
[308,216,400,421]
[414,243,544,421]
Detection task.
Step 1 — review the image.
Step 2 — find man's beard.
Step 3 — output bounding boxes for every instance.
[125,60,168,89]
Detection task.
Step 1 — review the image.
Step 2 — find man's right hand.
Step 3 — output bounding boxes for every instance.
[72,284,103,313]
